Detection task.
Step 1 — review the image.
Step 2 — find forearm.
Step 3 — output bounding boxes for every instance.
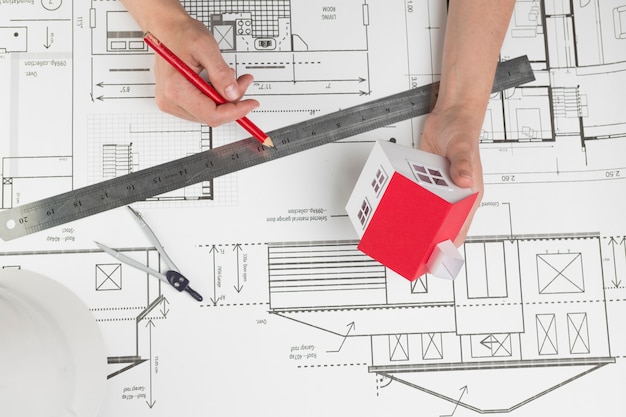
[436,0,515,117]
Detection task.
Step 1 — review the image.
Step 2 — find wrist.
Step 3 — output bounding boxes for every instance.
[145,10,195,39]
[434,61,495,115]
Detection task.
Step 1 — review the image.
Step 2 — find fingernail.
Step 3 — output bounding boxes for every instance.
[224,84,238,101]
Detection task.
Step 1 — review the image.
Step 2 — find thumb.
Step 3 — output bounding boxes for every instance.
[446,139,483,247]
[449,156,474,190]
[447,143,477,190]
[197,42,241,102]
[448,153,474,188]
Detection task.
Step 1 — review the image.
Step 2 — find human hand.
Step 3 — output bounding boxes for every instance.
[419,105,485,245]
[151,18,259,126]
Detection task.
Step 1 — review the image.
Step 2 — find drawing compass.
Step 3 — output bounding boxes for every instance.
[95,206,203,302]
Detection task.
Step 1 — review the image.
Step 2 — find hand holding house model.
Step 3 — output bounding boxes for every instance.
[346,140,478,282]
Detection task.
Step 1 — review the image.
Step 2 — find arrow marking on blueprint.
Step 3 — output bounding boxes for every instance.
[327,322,355,353]
[440,386,469,417]
[233,244,244,293]
[609,237,622,288]
[145,319,157,409]
[209,245,220,305]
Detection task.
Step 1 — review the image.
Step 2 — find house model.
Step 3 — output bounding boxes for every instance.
[345,140,478,281]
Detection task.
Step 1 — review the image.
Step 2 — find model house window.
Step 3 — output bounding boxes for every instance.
[357,198,372,228]
[370,166,388,196]
[409,161,449,187]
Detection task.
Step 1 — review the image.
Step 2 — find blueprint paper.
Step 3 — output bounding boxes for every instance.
[1,0,626,415]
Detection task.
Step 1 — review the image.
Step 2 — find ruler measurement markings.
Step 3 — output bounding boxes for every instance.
[0,57,534,241]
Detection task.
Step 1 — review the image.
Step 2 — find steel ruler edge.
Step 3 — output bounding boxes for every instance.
[0,56,534,241]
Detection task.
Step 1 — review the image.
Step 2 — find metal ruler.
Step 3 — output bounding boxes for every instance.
[0,56,534,241]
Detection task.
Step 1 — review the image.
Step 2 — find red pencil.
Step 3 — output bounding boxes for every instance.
[144,31,274,147]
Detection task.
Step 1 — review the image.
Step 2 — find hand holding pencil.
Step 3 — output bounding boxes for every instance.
[144,30,273,147]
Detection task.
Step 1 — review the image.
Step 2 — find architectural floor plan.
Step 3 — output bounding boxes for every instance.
[1,0,625,415]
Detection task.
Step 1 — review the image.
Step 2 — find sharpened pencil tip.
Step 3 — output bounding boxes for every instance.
[263,136,275,148]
